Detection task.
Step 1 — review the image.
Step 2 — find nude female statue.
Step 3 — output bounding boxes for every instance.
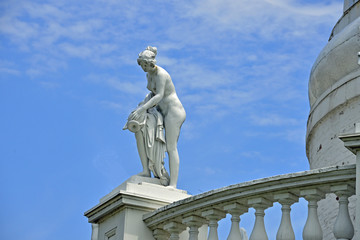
[125,46,186,188]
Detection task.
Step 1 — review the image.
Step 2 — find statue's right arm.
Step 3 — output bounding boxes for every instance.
[137,92,153,107]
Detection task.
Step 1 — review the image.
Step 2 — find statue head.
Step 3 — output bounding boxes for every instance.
[137,46,157,72]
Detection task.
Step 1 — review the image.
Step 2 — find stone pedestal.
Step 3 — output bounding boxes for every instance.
[84,176,191,240]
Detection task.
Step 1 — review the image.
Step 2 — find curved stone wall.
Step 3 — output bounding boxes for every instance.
[308,17,360,107]
[306,2,360,239]
[306,15,360,168]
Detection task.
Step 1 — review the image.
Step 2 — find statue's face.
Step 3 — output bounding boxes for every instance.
[139,61,154,72]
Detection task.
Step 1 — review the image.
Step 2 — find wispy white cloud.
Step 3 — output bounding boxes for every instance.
[265,0,341,17]
[0,67,20,75]
[178,0,342,41]
[250,114,300,126]
[1,0,342,78]
[39,81,60,89]
[23,2,70,21]
[240,151,275,164]
[0,60,21,76]
[282,128,306,143]
[25,54,68,78]
[59,43,92,58]
[98,100,124,111]
[1,1,343,239]
[180,120,199,140]
[244,126,306,144]
[0,0,341,138]
[0,17,38,51]
[106,78,146,95]
[84,73,147,99]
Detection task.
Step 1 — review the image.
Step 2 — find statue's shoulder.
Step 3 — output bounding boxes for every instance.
[157,66,171,80]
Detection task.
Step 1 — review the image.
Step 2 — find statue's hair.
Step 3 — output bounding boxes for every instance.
[137,46,157,65]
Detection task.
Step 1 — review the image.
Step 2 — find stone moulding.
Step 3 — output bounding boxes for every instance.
[84,176,191,224]
[309,17,360,107]
[306,71,360,146]
[84,177,193,240]
[85,191,173,223]
[339,133,360,154]
[143,165,356,229]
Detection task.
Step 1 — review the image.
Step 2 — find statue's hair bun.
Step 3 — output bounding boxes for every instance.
[146,46,157,56]
[137,46,157,65]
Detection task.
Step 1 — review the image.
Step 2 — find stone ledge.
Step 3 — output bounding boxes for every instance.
[84,175,190,223]
[144,165,356,228]
[100,175,189,203]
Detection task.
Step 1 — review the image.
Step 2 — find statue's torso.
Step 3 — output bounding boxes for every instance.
[146,67,185,118]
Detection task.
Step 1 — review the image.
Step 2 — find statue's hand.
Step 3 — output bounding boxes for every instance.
[129,107,145,121]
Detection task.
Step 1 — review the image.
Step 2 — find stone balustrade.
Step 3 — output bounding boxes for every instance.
[143,165,356,240]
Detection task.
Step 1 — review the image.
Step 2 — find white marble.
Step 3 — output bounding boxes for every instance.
[143,165,356,240]
[85,177,191,240]
[99,175,189,204]
[124,46,185,188]
[339,132,360,239]
[306,3,360,238]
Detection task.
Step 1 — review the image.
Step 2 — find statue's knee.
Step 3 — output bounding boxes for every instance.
[166,146,177,153]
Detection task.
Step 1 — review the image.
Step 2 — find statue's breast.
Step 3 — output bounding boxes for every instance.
[147,77,157,94]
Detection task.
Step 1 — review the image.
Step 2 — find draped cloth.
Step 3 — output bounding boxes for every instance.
[142,107,169,185]
[124,93,170,186]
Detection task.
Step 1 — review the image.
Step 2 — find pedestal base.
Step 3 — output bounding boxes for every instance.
[84,176,192,240]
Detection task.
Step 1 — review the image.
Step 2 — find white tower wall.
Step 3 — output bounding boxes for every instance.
[306,1,360,239]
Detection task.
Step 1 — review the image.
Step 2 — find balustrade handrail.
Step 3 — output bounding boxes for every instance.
[143,164,356,229]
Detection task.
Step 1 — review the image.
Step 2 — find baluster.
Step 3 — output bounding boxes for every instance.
[182,215,207,240]
[164,221,187,240]
[248,197,273,240]
[339,123,360,239]
[300,188,325,240]
[153,228,170,240]
[274,193,298,240]
[202,209,226,240]
[223,202,248,240]
[91,223,99,240]
[331,184,355,240]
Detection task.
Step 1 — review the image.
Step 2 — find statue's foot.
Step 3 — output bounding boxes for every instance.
[160,176,170,186]
[137,171,151,177]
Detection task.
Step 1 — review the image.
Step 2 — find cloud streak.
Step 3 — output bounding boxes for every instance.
[250,114,300,126]
[1,0,342,143]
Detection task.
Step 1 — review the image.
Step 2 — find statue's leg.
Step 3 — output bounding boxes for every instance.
[164,118,183,188]
[166,137,180,188]
[135,131,151,177]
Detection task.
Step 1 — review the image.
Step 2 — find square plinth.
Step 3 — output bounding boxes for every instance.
[84,176,191,240]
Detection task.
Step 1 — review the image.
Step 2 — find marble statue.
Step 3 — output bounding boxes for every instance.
[123,46,186,188]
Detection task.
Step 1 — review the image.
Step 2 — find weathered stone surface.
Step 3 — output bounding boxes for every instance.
[143,165,356,228]
[306,2,360,239]
[85,178,190,240]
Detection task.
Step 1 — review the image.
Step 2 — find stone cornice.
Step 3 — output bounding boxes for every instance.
[143,165,356,229]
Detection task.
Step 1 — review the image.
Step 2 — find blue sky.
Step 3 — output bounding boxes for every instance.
[0,0,344,239]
